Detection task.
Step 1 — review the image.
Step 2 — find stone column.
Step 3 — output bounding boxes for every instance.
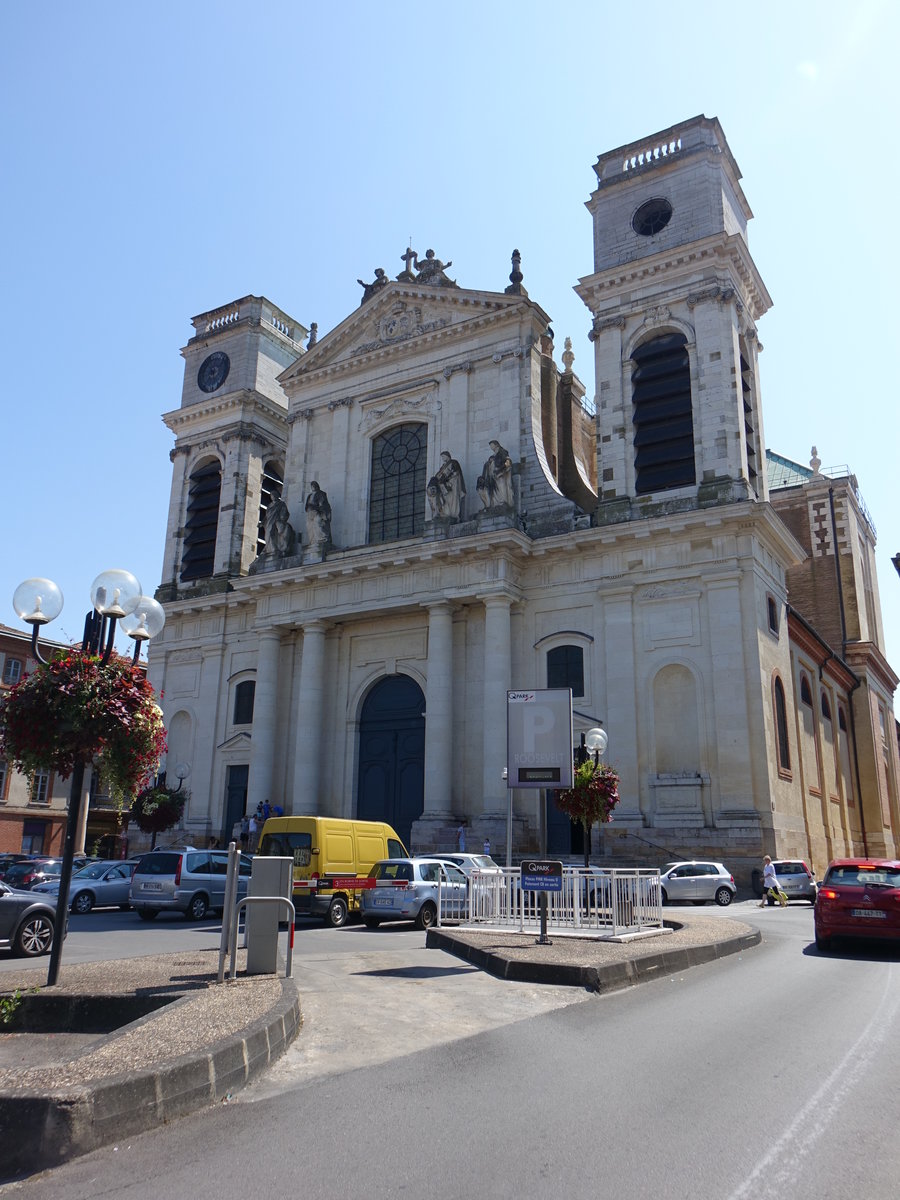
[423,602,454,815]
[292,621,327,813]
[247,628,281,812]
[481,594,512,813]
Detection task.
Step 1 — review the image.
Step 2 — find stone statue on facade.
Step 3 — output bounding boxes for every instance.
[476,440,513,510]
[357,268,389,304]
[413,248,456,288]
[428,449,466,521]
[304,481,332,548]
[264,495,296,557]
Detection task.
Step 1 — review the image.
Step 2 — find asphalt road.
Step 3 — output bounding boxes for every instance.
[4,900,900,1199]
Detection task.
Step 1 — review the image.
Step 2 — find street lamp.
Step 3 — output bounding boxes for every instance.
[584,727,608,765]
[11,570,166,985]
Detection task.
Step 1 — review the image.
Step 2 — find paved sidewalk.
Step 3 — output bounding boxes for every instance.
[0,912,759,1181]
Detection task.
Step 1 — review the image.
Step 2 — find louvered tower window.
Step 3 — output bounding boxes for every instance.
[368,423,427,544]
[256,461,284,557]
[740,340,759,495]
[631,333,694,494]
[181,459,221,581]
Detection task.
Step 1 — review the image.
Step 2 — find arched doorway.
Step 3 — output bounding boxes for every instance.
[357,675,425,851]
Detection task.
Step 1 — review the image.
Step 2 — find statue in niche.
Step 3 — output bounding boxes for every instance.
[413,248,456,287]
[304,481,332,547]
[428,449,466,521]
[476,440,513,510]
[357,268,389,304]
[264,494,296,557]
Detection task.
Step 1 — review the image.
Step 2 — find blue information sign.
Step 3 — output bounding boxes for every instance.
[520,859,563,892]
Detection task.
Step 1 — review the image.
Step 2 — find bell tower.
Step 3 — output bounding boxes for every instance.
[157,296,308,600]
[575,115,772,525]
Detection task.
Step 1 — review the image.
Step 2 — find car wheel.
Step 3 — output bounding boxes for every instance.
[816,931,831,953]
[72,891,94,915]
[714,887,733,907]
[187,894,209,921]
[326,896,349,928]
[415,901,437,930]
[16,914,54,957]
[363,916,381,929]
[138,909,159,921]
[660,888,668,905]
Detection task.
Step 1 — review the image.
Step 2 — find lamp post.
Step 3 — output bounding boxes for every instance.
[575,725,608,867]
[11,571,166,986]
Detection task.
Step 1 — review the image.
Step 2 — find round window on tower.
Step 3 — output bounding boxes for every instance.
[632,198,673,237]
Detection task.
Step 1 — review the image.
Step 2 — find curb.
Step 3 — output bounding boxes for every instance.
[426,926,762,991]
[0,975,302,1182]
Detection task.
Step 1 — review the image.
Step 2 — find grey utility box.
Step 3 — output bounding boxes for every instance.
[246,856,293,975]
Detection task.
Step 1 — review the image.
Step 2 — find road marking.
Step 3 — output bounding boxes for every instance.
[727,963,899,1199]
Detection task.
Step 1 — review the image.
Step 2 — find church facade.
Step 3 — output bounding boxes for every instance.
[148,115,899,883]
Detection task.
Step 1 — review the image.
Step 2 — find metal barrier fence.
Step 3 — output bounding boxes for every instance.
[440,867,663,937]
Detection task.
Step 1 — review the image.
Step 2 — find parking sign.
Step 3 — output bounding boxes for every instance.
[506,689,573,789]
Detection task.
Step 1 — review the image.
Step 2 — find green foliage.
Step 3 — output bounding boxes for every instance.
[0,651,166,801]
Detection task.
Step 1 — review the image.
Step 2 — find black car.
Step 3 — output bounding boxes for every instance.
[0,881,59,956]
[0,853,31,881]
[1,857,88,890]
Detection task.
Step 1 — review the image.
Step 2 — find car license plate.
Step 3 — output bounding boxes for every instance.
[851,908,886,919]
[373,896,394,907]
[143,882,163,891]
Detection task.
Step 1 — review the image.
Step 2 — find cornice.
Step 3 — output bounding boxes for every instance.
[162,389,289,436]
[576,233,771,322]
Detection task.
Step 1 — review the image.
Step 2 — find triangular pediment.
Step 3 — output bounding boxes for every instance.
[278,283,543,386]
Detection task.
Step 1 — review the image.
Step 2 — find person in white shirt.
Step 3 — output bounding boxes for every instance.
[760,855,787,907]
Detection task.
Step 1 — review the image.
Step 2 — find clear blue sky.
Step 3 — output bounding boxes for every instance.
[2,1,898,668]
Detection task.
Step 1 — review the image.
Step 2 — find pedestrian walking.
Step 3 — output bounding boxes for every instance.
[248,812,259,853]
[457,822,466,852]
[240,815,250,851]
[760,854,787,907]
[483,837,491,856]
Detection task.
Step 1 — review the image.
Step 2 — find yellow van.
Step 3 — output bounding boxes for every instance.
[256,816,408,927]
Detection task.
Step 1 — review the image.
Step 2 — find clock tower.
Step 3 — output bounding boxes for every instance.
[575,115,772,525]
[157,296,309,599]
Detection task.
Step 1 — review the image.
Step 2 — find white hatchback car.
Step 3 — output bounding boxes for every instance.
[659,861,736,906]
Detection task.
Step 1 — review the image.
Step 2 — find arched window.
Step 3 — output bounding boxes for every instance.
[799,675,813,706]
[547,645,584,697]
[256,461,284,557]
[233,680,256,725]
[740,337,760,496]
[774,677,791,772]
[631,332,694,494]
[821,692,832,722]
[181,459,221,581]
[369,423,427,544]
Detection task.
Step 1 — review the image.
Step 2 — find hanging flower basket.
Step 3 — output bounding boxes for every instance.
[554,759,621,829]
[0,651,167,801]
[130,784,187,835]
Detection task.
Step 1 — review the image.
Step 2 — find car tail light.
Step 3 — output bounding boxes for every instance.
[174,858,182,885]
[820,888,838,900]
[729,875,735,884]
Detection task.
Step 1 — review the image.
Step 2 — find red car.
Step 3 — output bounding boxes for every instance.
[814,858,900,952]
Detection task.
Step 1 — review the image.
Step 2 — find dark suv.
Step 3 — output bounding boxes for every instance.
[129,849,253,920]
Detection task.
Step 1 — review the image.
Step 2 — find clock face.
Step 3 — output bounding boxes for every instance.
[197,351,230,393]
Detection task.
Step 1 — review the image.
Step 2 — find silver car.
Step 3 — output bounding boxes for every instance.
[360,858,469,929]
[659,861,736,906]
[33,859,139,913]
[129,849,253,921]
[767,859,817,904]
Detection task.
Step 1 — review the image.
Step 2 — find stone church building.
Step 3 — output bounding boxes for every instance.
[149,115,899,883]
